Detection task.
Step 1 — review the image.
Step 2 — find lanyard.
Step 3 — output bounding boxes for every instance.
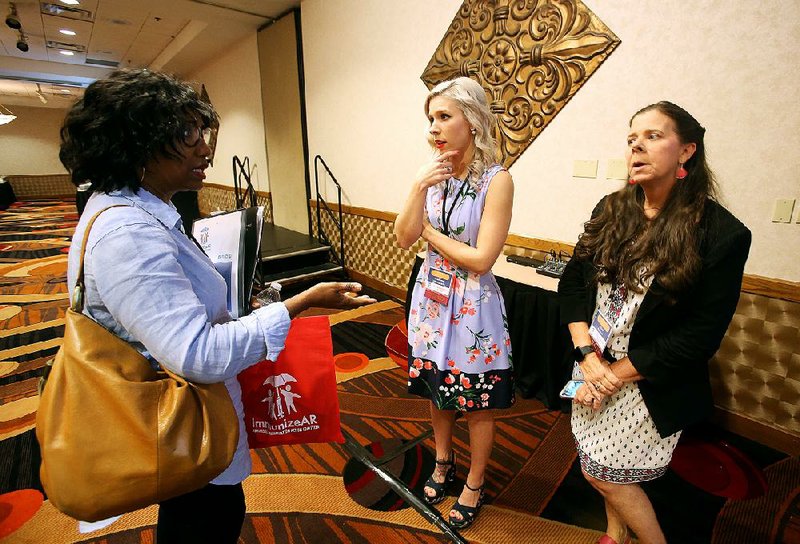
[441,176,469,236]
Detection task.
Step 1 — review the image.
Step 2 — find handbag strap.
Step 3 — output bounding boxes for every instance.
[72,205,129,312]
[68,204,190,384]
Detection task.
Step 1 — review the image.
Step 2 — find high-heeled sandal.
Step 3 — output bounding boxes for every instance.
[423,452,455,505]
[448,481,485,529]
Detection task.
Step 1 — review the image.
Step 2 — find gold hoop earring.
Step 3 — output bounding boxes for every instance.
[139,168,146,184]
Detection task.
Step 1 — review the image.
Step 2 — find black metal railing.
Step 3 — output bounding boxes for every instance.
[313,155,345,268]
[232,155,258,209]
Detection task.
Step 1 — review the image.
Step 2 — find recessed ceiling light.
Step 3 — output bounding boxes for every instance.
[60,0,81,5]
[60,50,75,56]
[59,29,76,36]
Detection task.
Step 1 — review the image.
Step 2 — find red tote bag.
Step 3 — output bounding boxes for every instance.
[238,315,345,448]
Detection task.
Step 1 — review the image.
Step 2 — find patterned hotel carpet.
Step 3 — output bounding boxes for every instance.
[0,199,798,543]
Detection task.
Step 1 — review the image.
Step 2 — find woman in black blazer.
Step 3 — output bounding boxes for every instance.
[558,101,750,544]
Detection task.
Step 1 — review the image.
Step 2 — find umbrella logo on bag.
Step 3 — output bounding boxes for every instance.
[198,226,209,246]
[261,373,299,419]
[252,372,321,436]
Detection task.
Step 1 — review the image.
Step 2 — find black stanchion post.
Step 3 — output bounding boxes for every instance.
[341,431,468,544]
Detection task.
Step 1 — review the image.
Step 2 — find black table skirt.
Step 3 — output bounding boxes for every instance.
[0,182,16,211]
[406,257,572,409]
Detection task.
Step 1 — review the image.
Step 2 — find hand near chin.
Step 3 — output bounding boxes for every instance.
[415,150,459,190]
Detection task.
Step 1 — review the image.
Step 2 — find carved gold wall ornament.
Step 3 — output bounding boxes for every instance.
[422,0,621,168]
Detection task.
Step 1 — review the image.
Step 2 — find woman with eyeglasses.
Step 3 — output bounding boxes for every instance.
[58,68,375,543]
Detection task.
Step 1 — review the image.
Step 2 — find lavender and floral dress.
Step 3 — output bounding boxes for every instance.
[407,164,514,411]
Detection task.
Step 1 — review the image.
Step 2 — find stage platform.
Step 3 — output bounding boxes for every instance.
[259,223,343,285]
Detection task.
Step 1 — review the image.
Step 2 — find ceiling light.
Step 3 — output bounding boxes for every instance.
[0,104,16,126]
[59,29,76,36]
[60,50,74,56]
[16,32,28,52]
[60,0,81,5]
[46,40,85,52]
[41,3,93,22]
[5,3,21,30]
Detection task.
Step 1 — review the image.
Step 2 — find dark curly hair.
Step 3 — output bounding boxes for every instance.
[59,68,218,192]
[574,101,718,296]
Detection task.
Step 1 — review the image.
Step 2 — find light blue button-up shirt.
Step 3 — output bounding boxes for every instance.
[68,188,290,485]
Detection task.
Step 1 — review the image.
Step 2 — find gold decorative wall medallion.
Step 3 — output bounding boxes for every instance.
[422,1,621,167]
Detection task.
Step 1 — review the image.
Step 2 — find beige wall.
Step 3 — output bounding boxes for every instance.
[301,0,800,282]
[258,13,308,233]
[0,106,68,175]
[188,33,270,195]
[1,35,266,189]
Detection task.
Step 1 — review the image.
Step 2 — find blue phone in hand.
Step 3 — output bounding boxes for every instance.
[559,380,584,399]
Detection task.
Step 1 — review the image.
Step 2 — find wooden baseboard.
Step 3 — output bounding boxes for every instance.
[347,269,406,301]
[320,200,798,303]
[711,408,800,456]
[741,274,800,303]
[12,194,76,201]
[309,199,397,222]
[202,182,270,198]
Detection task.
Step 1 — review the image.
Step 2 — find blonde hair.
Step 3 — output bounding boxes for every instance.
[424,77,498,184]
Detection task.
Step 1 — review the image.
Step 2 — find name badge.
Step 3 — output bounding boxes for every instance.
[424,268,453,305]
[588,308,612,354]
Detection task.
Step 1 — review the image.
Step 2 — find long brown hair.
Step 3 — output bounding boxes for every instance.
[574,101,718,295]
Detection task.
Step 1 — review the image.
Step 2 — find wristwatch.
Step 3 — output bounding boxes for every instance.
[573,345,594,362]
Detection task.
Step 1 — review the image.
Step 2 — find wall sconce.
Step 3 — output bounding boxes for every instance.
[0,103,17,125]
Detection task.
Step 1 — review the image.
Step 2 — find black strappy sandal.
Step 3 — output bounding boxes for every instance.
[448,481,485,529]
[423,451,456,505]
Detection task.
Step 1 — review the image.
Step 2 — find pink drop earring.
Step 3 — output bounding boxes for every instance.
[676,163,688,180]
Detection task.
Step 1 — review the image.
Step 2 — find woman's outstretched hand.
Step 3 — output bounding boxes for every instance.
[282,282,377,318]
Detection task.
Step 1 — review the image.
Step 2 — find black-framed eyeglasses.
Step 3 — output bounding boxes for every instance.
[182,125,214,147]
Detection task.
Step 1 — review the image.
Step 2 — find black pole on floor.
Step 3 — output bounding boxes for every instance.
[341,432,468,544]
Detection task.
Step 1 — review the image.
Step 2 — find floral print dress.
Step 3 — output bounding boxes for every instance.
[407,164,514,411]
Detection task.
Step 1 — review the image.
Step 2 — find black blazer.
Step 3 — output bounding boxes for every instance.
[558,197,751,438]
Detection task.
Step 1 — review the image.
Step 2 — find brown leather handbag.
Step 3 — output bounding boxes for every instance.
[36,206,239,522]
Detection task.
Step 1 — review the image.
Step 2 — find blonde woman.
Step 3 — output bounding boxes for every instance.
[394,77,514,529]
